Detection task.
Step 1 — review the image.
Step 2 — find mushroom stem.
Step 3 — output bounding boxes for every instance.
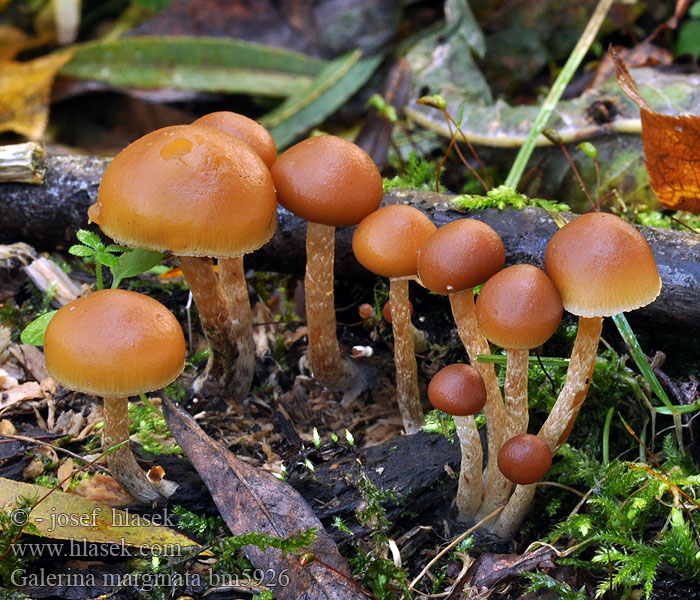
[218,256,255,403]
[454,415,484,519]
[305,221,355,389]
[388,278,424,434]
[539,316,603,451]
[490,481,536,538]
[103,396,163,503]
[505,349,529,440]
[179,256,238,399]
[449,290,511,518]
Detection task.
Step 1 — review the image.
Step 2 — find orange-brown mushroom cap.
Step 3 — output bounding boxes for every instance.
[271,135,383,227]
[427,364,487,416]
[89,124,277,258]
[497,433,552,485]
[417,219,505,294]
[44,289,186,397]
[192,111,277,168]
[352,204,437,278]
[475,264,563,349]
[544,212,661,317]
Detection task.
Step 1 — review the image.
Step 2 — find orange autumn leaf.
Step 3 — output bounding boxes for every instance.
[612,46,700,213]
[0,50,74,139]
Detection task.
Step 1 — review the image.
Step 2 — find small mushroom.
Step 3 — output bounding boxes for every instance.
[89,124,276,402]
[417,219,508,517]
[190,111,278,402]
[475,264,562,439]
[541,212,661,449]
[497,433,552,485]
[271,135,383,390]
[44,289,186,503]
[491,433,553,538]
[428,364,486,519]
[353,204,437,433]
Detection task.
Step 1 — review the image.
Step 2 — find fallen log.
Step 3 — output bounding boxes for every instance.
[1,154,698,330]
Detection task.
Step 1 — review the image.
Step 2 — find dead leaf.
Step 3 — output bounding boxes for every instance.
[0,381,44,409]
[161,396,366,600]
[447,547,556,599]
[57,458,75,491]
[0,419,16,436]
[0,50,74,139]
[0,477,201,552]
[612,47,700,213]
[589,41,672,90]
[72,473,135,507]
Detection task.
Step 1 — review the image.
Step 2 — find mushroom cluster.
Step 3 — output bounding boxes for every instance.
[350,207,661,534]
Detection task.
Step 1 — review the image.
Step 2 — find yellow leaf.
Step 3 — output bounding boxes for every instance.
[613,47,700,213]
[1,478,207,556]
[0,26,54,61]
[0,50,74,139]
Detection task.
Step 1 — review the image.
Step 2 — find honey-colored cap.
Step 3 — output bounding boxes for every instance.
[44,289,186,397]
[417,219,505,294]
[352,205,437,278]
[89,124,277,258]
[192,111,277,168]
[271,135,383,227]
[427,364,487,416]
[475,264,562,349]
[544,212,661,317]
[497,433,552,485]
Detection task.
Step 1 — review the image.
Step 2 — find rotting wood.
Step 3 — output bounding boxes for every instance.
[1,154,698,330]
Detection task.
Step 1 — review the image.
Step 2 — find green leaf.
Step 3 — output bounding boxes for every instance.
[75,229,102,249]
[68,244,95,257]
[97,251,120,269]
[104,244,126,254]
[676,19,700,57]
[60,36,326,98]
[261,51,383,149]
[20,311,57,346]
[110,248,165,289]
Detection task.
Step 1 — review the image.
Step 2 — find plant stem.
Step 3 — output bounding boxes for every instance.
[503,0,615,189]
[95,256,103,290]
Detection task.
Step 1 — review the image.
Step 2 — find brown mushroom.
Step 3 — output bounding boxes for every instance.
[416,219,508,517]
[271,135,383,390]
[494,212,661,538]
[541,212,661,450]
[190,112,278,403]
[353,204,437,433]
[428,364,486,519]
[497,433,552,485]
[475,264,562,439]
[89,124,277,402]
[44,289,186,503]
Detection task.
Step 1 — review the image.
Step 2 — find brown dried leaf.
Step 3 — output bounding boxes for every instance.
[161,396,365,600]
[0,50,74,139]
[72,473,136,506]
[612,47,700,212]
[447,547,556,598]
[0,381,44,409]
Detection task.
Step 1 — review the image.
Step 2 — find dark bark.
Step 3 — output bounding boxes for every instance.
[1,154,698,330]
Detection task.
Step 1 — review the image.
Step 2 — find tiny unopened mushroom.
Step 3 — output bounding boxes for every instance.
[417,219,508,517]
[476,264,562,439]
[497,433,552,486]
[491,433,553,538]
[44,289,186,503]
[272,135,383,390]
[353,204,436,433]
[428,364,486,519]
[89,124,276,402]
